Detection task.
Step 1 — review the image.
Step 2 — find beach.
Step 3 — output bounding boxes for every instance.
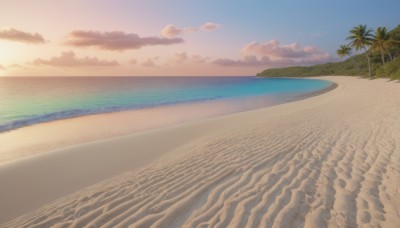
[0,77,331,165]
[2,76,400,227]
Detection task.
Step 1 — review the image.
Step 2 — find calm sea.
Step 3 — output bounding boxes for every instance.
[0,77,332,132]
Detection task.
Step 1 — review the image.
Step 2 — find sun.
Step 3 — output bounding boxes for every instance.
[0,42,24,73]
[0,43,14,62]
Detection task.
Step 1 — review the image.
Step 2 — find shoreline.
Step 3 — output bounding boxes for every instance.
[0,77,332,134]
[0,80,336,165]
[5,76,399,227]
[0,77,339,223]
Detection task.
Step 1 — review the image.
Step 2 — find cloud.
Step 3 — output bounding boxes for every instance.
[241,40,327,59]
[0,28,45,44]
[65,30,184,51]
[171,52,188,64]
[214,56,275,67]
[129,58,137,65]
[33,51,118,67]
[0,64,5,70]
[201,22,222,31]
[9,63,22,68]
[161,25,184,38]
[214,39,334,67]
[167,52,209,65]
[191,54,208,63]
[141,58,156,67]
[160,22,221,38]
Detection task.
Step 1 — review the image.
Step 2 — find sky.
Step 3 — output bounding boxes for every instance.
[0,0,399,76]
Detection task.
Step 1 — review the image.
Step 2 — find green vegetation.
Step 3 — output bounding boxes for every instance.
[375,56,400,79]
[372,27,391,65]
[257,25,400,80]
[337,44,354,63]
[347,24,374,78]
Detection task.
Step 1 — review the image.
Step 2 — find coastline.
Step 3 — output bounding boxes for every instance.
[0,77,338,223]
[3,76,400,227]
[0,79,336,165]
[0,77,331,134]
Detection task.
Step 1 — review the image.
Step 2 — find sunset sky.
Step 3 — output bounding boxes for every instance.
[1,0,399,76]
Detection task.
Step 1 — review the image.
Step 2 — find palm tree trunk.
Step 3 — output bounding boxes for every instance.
[388,51,393,61]
[380,49,385,65]
[363,46,372,79]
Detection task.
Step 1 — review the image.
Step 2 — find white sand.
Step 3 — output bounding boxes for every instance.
[2,76,400,227]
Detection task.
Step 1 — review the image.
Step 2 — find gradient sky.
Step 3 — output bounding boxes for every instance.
[0,0,399,76]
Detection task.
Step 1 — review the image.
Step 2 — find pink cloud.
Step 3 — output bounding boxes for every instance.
[242,40,324,59]
[65,30,184,51]
[214,56,276,67]
[9,64,22,68]
[160,25,184,38]
[201,22,222,31]
[215,39,334,67]
[33,51,118,67]
[191,54,208,63]
[168,52,209,65]
[141,59,156,67]
[0,28,45,44]
[0,64,5,70]
[129,58,137,65]
[171,52,188,64]
[160,22,221,38]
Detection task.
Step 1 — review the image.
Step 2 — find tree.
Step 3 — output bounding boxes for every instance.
[388,25,400,59]
[336,44,355,63]
[347,24,374,78]
[372,27,391,65]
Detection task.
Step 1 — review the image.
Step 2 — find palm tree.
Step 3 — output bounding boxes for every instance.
[336,44,355,63]
[388,25,400,59]
[372,27,390,65]
[387,37,400,61]
[347,24,374,78]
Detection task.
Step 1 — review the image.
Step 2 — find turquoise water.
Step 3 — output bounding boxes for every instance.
[0,77,332,132]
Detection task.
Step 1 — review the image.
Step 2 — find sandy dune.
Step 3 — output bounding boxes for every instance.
[3,76,400,227]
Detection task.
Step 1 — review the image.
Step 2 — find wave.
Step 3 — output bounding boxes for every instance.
[0,97,220,133]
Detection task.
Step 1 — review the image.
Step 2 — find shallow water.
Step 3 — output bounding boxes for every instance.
[0,77,332,132]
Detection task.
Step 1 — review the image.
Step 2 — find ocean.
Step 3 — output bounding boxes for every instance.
[0,77,332,132]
